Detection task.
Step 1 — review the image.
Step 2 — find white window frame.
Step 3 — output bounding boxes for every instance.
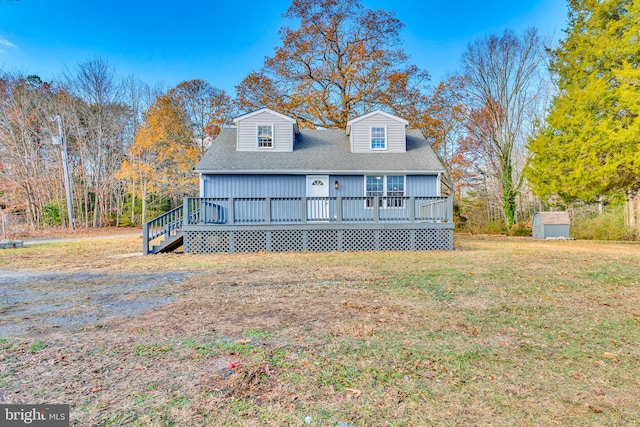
[364,175,405,209]
[370,126,387,150]
[257,124,274,148]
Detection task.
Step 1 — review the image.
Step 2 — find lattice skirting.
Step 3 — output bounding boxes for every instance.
[184,226,453,253]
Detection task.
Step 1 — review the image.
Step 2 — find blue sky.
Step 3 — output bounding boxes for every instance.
[0,0,568,94]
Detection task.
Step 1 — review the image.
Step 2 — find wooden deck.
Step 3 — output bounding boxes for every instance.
[143,196,454,254]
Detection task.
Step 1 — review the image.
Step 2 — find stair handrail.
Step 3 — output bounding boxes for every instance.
[143,205,184,255]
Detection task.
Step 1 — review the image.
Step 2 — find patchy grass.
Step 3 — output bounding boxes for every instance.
[0,234,639,426]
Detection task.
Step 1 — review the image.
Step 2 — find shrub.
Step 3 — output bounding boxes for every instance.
[479,221,508,235]
[571,207,635,241]
[40,202,61,227]
[510,221,532,236]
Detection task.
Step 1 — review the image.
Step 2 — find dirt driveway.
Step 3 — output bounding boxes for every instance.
[0,270,188,336]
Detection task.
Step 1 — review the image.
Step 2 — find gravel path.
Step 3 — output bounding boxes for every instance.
[21,233,140,245]
[0,270,187,337]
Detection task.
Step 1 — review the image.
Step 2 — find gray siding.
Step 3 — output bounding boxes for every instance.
[203,175,305,198]
[406,175,439,196]
[236,111,294,152]
[203,174,440,199]
[542,224,570,239]
[330,175,364,197]
[533,224,569,239]
[350,113,406,153]
[202,174,441,223]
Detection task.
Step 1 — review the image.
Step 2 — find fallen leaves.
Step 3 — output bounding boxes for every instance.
[572,372,588,380]
[344,387,362,399]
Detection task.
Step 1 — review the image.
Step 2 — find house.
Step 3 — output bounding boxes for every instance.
[143,108,454,254]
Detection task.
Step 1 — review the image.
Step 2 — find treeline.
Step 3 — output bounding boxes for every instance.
[0,60,237,230]
[0,62,147,229]
[1,0,638,239]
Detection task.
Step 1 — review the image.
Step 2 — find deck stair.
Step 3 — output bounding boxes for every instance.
[143,205,185,255]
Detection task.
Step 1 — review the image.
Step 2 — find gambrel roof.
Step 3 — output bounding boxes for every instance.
[195,128,445,174]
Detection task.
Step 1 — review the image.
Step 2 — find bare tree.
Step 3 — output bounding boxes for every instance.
[63,57,128,228]
[462,28,546,227]
[0,73,61,228]
[169,80,233,154]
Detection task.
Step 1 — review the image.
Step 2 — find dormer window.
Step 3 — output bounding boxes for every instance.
[371,126,386,150]
[257,124,273,148]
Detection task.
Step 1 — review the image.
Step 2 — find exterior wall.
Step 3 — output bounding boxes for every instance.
[543,224,570,239]
[406,175,439,197]
[199,174,445,225]
[532,214,543,239]
[350,112,407,153]
[331,175,364,197]
[236,110,294,152]
[202,174,440,198]
[202,174,305,198]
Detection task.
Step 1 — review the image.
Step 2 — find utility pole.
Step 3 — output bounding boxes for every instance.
[53,116,75,230]
[1,207,6,240]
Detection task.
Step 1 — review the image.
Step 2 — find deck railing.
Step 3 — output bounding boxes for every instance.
[184,196,452,225]
[142,205,184,255]
[144,196,452,254]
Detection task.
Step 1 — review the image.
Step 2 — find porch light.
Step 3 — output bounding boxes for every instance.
[334,180,339,189]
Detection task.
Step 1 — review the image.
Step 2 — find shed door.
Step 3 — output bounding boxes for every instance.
[306,175,329,221]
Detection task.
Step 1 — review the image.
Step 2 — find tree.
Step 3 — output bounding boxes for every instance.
[462,28,546,228]
[0,73,55,228]
[120,80,232,212]
[169,80,233,154]
[236,0,431,130]
[419,76,475,198]
[63,57,129,228]
[526,0,640,219]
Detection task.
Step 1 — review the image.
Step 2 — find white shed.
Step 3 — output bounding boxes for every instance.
[532,212,570,239]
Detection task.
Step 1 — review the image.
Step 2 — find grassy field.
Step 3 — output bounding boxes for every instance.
[0,234,639,426]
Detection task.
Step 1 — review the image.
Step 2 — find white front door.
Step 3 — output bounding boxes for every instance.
[306,175,329,221]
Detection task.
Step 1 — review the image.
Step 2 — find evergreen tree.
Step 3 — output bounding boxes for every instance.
[526,0,640,204]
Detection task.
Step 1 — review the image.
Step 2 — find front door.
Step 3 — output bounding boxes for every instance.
[306,175,329,221]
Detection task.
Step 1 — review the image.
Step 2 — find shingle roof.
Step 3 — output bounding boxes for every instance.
[537,212,570,225]
[195,128,445,174]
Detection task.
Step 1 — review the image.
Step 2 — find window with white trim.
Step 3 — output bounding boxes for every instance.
[370,126,386,150]
[386,175,405,208]
[257,124,273,148]
[365,175,405,208]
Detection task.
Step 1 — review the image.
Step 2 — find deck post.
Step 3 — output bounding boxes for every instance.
[409,197,415,222]
[228,197,235,224]
[446,196,453,222]
[142,222,149,255]
[183,197,189,227]
[301,197,307,223]
[265,198,271,224]
[336,197,343,223]
[374,197,380,222]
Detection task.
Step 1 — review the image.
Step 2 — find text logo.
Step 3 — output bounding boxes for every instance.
[1,405,69,426]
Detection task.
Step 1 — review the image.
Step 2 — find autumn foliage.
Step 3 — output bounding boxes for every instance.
[236,0,433,130]
[118,80,232,220]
